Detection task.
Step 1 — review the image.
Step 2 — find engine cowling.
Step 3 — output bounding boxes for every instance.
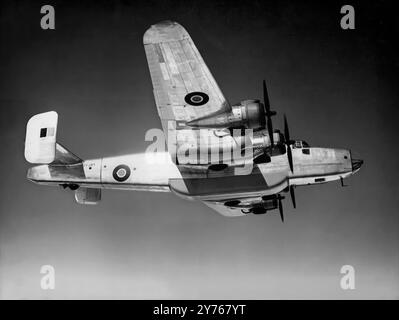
[223,197,279,214]
[245,199,279,214]
[186,100,266,130]
[230,100,266,129]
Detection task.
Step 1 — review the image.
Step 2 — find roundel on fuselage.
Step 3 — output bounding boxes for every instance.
[112,164,131,182]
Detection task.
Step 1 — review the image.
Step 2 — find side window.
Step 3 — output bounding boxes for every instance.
[302,148,310,155]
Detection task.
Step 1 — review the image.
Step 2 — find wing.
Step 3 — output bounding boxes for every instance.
[143,21,231,155]
[201,167,290,217]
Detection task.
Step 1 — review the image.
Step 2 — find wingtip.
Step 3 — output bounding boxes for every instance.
[143,20,187,44]
[153,20,178,28]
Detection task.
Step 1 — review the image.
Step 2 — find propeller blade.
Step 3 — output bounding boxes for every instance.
[284,114,290,143]
[290,185,296,209]
[283,114,294,172]
[267,119,274,149]
[263,80,274,148]
[278,196,284,222]
[263,80,270,109]
[287,144,294,172]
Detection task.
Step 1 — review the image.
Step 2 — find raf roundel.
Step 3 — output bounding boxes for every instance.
[184,92,209,106]
[112,164,131,182]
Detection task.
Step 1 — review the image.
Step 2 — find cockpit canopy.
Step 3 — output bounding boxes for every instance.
[293,140,309,148]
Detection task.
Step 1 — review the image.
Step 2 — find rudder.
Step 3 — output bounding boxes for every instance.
[25,111,58,164]
[25,111,82,165]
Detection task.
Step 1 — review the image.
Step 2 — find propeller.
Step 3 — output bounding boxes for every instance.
[289,185,296,209]
[263,80,276,149]
[284,114,294,173]
[277,194,285,222]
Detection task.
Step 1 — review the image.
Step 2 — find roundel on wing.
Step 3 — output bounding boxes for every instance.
[112,164,131,182]
[184,92,209,106]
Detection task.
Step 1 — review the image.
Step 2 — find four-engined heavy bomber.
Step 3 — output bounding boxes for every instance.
[24,21,363,220]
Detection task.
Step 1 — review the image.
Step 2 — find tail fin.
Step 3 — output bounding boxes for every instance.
[24,111,82,165]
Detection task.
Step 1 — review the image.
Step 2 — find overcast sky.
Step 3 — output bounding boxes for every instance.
[0,0,398,299]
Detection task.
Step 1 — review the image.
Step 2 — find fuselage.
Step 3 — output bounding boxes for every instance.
[27,144,361,201]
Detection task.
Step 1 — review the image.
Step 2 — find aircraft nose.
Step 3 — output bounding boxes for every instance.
[351,159,363,172]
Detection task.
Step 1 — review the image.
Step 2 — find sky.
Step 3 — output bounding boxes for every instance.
[0,0,398,299]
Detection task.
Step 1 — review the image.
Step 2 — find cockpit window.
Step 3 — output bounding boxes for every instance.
[302,148,310,155]
[294,141,310,149]
[294,141,302,148]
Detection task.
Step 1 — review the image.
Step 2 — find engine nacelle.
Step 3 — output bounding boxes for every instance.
[261,198,279,211]
[224,197,278,214]
[230,100,266,129]
[186,100,266,130]
[244,198,279,214]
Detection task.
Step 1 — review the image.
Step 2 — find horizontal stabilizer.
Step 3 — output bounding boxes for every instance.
[25,111,58,164]
[75,188,101,205]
